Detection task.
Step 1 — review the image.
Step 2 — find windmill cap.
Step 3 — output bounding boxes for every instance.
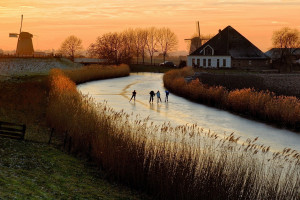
[19,32,33,38]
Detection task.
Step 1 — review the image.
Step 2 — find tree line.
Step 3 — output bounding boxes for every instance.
[59,26,300,71]
[60,27,178,64]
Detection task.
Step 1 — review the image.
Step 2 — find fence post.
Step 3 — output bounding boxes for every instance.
[88,142,92,160]
[63,131,68,149]
[48,128,54,144]
[68,136,72,153]
[22,124,26,140]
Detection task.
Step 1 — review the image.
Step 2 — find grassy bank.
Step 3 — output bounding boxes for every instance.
[0,137,148,200]
[46,67,300,199]
[164,67,300,130]
[0,64,149,199]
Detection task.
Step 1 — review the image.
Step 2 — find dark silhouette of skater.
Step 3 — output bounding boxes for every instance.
[165,90,169,102]
[156,90,162,103]
[130,90,136,102]
[149,90,155,103]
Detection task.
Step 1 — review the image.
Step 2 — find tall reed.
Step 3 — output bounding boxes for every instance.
[164,67,300,129]
[46,68,300,199]
[63,64,130,84]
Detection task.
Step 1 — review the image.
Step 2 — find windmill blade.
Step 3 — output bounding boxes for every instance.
[196,21,200,38]
[20,14,23,34]
[9,33,19,38]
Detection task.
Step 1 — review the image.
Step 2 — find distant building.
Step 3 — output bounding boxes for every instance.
[33,52,47,57]
[74,58,108,65]
[265,48,300,63]
[187,26,270,68]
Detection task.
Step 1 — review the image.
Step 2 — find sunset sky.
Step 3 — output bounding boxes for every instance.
[0,0,299,53]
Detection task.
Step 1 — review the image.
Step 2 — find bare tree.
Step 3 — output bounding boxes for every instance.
[157,27,178,63]
[120,29,135,64]
[88,32,120,64]
[88,31,134,64]
[272,27,300,72]
[88,27,179,65]
[132,28,144,64]
[146,27,158,65]
[60,35,83,61]
[140,29,148,64]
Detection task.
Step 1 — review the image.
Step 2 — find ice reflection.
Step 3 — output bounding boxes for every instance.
[78,72,300,152]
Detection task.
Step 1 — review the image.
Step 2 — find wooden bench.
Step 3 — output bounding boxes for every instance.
[0,121,26,140]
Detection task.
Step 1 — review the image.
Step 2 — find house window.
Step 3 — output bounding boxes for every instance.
[217,59,220,68]
[192,58,195,66]
[204,46,213,56]
[208,59,211,67]
[223,59,226,67]
[203,59,206,67]
[197,59,200,67]
[249,60,252,65]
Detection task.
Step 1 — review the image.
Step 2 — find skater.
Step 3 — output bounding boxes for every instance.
[156,90,162,103]
[165,90,169,102]
[149,90,155,103]
[129,90,136,102]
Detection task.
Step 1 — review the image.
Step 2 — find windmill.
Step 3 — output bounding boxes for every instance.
[185,21,210,53]
[9,15,34,56]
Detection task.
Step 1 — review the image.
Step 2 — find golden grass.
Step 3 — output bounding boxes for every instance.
[46,68,300,199]
[164,67,300,128]
[63,64,130,83]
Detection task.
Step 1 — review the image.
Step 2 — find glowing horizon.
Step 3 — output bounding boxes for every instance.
[0,0,299,53]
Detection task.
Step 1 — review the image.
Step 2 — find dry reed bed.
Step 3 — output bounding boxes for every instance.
[46,68,300,200]
[63,64,130,84]
[164,67,300,129]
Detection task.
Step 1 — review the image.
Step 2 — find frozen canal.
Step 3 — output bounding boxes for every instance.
[78,72,300,152]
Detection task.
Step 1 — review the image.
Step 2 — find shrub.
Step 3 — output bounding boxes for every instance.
[164,67,300,129]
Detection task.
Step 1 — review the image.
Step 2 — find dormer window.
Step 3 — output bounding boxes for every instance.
[203,45,214,56]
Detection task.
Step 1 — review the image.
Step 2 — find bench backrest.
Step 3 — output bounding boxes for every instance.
[0,121,26,140]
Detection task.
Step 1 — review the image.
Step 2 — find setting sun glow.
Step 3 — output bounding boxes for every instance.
[1,0,299,52]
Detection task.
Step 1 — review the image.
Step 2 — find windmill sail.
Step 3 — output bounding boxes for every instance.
[185,21,211,53]
[11,15,34,56]
[9,33,19,37]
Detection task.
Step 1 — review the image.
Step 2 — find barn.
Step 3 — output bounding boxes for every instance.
[187,26,270,68]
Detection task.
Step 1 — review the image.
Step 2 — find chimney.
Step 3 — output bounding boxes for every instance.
[218,29,222,40]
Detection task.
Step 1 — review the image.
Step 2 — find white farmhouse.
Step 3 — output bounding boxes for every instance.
[187,26,270,68]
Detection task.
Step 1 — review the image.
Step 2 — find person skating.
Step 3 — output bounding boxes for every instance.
[165,90,169,102]
[129,90,136,102]
[149,90,155,103]
[156,90,162,103]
